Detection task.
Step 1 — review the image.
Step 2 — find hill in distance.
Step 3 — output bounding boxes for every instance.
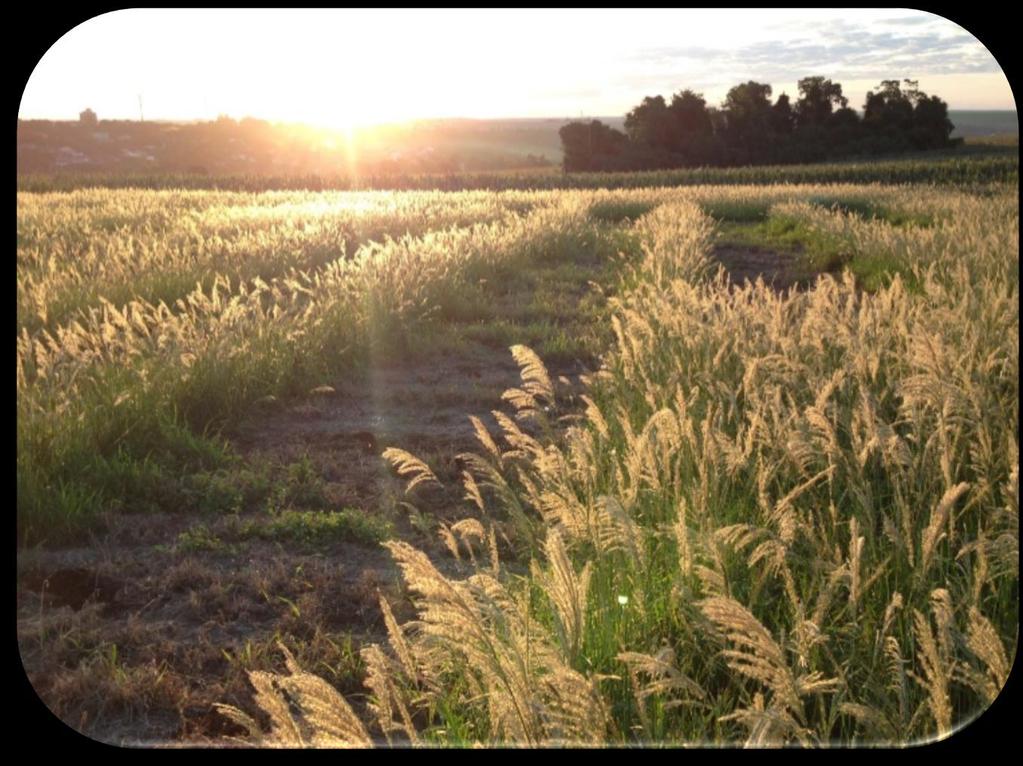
[17,110,1016,177]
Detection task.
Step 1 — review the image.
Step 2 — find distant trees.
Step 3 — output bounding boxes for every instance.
[770,93,795,136]
[795,76,848,127]
[618,90,721,168]
[721,81,775,164]
[559,120,630,171]
[863,79,955,151]
[624,95,671,149]
[560,76,960,171]
[911,93,956,149]
[670,90,720,165]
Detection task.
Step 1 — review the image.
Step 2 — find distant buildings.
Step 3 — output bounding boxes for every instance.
[79,108,98,125]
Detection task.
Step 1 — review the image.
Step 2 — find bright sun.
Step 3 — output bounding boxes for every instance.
[307,99,405,133]
[283,51,436,132]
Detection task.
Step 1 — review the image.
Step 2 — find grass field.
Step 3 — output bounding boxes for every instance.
[17,170,1018,745]
[16,150,1018,193]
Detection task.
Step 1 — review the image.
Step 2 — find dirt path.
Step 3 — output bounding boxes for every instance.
[712,243,809,291]
[233,347,532,513]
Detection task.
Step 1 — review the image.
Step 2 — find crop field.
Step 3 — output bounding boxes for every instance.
[16,150,1018,193]
[17,175,1018,746]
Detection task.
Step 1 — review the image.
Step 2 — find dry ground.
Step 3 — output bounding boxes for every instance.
[714,244,807,291]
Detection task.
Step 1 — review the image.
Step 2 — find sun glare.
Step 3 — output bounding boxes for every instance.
[308,102,394,134]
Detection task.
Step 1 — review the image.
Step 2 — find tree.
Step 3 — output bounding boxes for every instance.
[862,79,955,153]
[827,106,863,154]
[559,120,629,171]
[668,89,716,163]
[862,80,916,153]
[722,81,774,163]
[911,93,956,150]
[669,90,713,137]
[724,81,773,127]
[795,77,848,128]
[864,79,915,133]
[770,93,795,135]
[563,74,960,172]
[624,95,674,151]
[559,121,595,171]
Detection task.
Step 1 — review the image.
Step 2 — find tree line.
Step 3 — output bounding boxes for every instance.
[560,78,959,171]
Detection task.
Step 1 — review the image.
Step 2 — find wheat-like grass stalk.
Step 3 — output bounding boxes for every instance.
[957,606,1010,705]
[909,592,954,738]
[617,646,705,708]
[532,529,592,661]
[700,596,838,730]
[383,447,441,494]
[919,482,970,579]
[214,643,372,747]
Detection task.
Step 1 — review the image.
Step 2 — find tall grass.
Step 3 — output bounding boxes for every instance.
[16,189,555,334]
[17,180,1017,744]
[16,194,603,542]
[218,186,1017,745]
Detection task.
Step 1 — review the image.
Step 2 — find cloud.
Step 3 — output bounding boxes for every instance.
[624,21,1001,90]
[876,15,941,26]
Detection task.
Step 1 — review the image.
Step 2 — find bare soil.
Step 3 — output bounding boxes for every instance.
[234,347,528,511]
[712,244,812,291]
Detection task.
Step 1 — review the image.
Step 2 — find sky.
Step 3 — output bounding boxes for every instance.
[19,9,1016,129]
